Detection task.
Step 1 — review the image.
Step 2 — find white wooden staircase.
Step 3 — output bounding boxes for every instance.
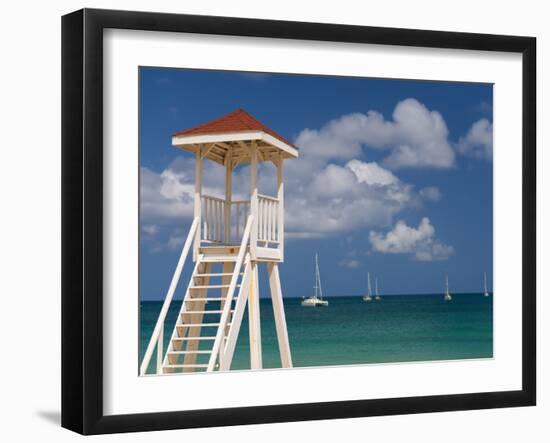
[140,216,258,375]
[161,252,248,374]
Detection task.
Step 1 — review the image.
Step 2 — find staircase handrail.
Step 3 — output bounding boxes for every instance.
[207,215,254,371]
[139,217,199,376]
[220,254,253,370]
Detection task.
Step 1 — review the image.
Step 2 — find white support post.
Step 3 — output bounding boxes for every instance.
[277,155,284,260]
[268,262,292,368]
[250,142,258,259]
[220,257,252,370]
[219,261,234,366]
[156,323,164,374]
[248,261,262,369]
[224,150,232,244]
[194,146,203,261]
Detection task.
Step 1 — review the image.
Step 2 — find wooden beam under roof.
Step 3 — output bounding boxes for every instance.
[200,143,216,160]
[210,145,227,157]
[216,141,234,150]
[231,147,248,157]
[236,140,250,152]
[232,153,248,169]
[205,149,225,164]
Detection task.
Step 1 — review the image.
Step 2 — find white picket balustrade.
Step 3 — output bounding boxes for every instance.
[200,194,279,247]
[201,195,226,244]
[257,194,280,245]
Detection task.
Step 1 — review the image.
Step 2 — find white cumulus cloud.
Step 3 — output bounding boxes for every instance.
[456,118,493,160]
[284,159,418,237]
[346,159,399,186]
[419,186,442,202]
[140,166,195,221]
[369,217,453,261]
[294,98,455,170]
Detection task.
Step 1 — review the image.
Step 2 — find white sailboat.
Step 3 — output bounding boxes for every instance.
[375,278,381,301]
[363,272,373,302]
[301,253,329,307]
[444,274,452,301]
[484,272,490,297]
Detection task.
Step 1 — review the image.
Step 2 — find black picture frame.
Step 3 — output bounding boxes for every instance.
[62,8,536,435]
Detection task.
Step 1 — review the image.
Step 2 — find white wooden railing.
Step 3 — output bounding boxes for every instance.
[201,195,225,243]
[257,194,280,245]
[201,194,251,245]
[200,194,279,247]
[140,217,199,376]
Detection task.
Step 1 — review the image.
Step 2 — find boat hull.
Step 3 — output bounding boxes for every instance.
[301,297,329,307]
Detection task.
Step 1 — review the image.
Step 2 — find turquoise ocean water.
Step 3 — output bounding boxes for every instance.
[139,293,493,373]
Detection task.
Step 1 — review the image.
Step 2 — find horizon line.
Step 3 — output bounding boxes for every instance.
[140,291,493,302]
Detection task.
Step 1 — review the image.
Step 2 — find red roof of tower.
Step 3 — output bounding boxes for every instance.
[173,109,297,149]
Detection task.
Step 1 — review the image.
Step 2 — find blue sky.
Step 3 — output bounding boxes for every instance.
[139,67,493,300]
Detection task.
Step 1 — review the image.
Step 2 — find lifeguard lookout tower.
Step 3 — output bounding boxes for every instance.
[140,109,298,375]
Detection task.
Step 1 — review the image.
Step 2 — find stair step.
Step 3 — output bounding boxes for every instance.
[201,256,238,262]
[164,364,209,369]
[168,350,212,355]
[194,273,243,277]
[172,336,217,341]
[182,310,233,315]
[186,297,238,302]
[190,284,240,289]
[176,322,221,328]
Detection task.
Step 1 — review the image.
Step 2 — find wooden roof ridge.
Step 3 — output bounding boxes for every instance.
[173,108,297,149]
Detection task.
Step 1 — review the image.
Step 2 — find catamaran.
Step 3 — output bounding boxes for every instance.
[301,253,329,307]
[484,272,490,297]
[363,272,373,302]
[444,275,452,301]
[375,277,381,301]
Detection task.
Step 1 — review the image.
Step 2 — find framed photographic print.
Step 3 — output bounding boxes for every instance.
[61,8,536,435]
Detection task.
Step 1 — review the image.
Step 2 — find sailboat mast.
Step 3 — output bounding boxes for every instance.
[368,272,372,296]
[445,275,449,294]
[315,253,323,300]
[375,278,378,296]
[484,272,488,293]
[314,253,318,298]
